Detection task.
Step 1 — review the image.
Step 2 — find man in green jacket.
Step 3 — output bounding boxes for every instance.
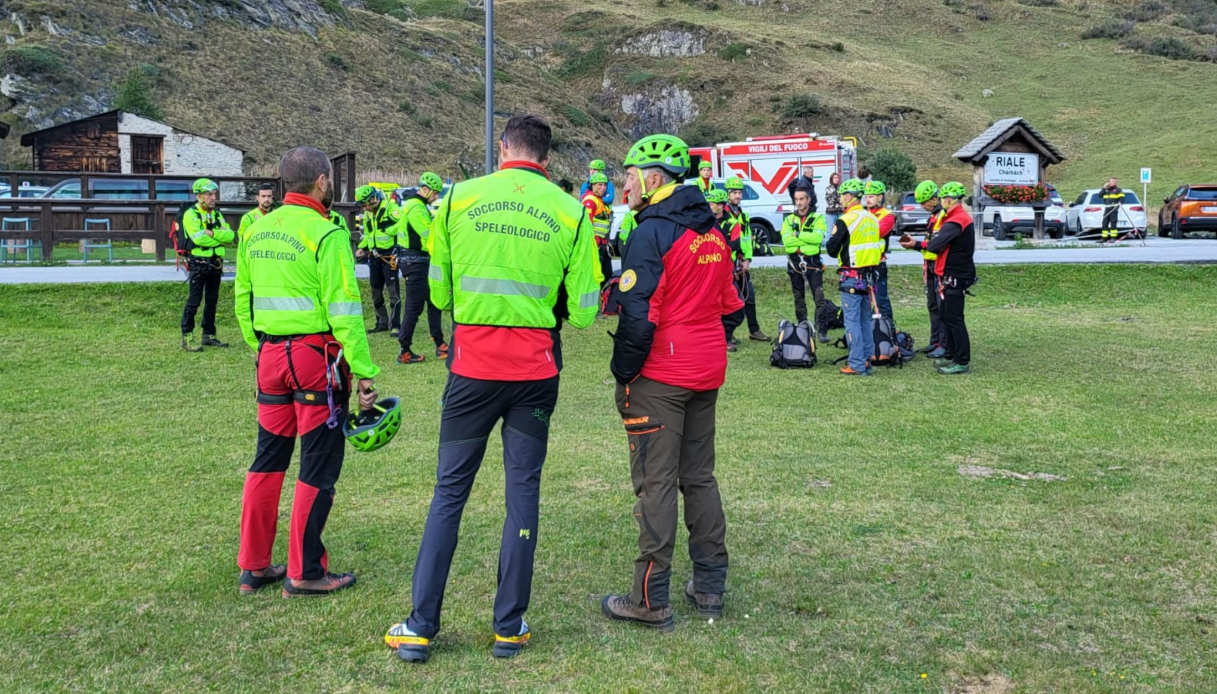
[780,187,829,342]
[393,171,448,363]
[180,177,235,351]
[238,183,276,240]
[233,146,379,597]
[384,115,599,663]
[354,185,401,334]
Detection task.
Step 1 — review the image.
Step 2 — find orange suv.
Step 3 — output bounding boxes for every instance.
[1159,184,1217,238]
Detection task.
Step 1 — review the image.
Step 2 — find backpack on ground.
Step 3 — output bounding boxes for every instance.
[816,299,845,331]
[894,331,916,362]
[168,200,196,269]
[770,319,816,368]
[870,315,907,367]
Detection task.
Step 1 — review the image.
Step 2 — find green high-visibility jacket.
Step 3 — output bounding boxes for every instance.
[356,199,400,251]
[723,204,752,260]
[393,195,433,253]
[618,210,638,247]
[234,202,379,380]
[781,211,826,256]
[329,210,350,234]
[427,165,599,330]
[185,203,235,258]
[238,207,270,241]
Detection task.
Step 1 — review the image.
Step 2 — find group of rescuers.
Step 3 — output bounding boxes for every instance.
[180,116,977,665]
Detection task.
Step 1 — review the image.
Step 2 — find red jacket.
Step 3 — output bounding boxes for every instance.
[611,185,744,391]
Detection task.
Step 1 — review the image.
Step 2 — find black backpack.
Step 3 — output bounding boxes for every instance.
[770,319,816,368]
[870,315,905,367]
[816,299,845,331]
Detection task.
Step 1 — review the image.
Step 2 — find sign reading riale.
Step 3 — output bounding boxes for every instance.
[984,151,1039,185]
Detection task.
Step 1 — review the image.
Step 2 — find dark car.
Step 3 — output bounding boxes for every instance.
[1158,184,1217,238]
[894,191,930,231]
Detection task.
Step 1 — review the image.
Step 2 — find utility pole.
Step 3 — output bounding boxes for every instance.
[484,0,495,175]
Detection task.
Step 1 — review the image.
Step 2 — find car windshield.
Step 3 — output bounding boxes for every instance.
[1186,188,1217,201]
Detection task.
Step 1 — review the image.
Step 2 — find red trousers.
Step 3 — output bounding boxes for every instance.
[237,334,351,580]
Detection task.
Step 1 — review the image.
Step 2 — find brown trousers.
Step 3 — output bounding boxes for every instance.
[615,377,728,609]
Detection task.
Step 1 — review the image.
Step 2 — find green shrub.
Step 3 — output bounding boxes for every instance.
[1123,0,1165,21]
[718,42,749,62]
[1017,0,1058,6]
[318,0,346,16]
[625,70,656,86]
[114,68,164,121]
[562,105,591,127]
[679,120,737,147]
[1122,36,1199,60]
[398,101,416,114]
[865,148,917,196]
[782,94,824,120]
[1,45,64,77]
[325,52,349,71]
[557,46,607,79]
[1080,20,1134,39]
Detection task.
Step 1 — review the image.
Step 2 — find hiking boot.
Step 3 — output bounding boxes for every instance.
[390,328,399,337]
[201,334,228,348]
[684,580,723,618]
[817,331,830,344]
[492,620,531,658]
[601,594,674,632]
[238,564,286,595]
[749,330,770,342]
[917,344,935,354]
[839,365,871,376]
[281,571,356,597]
[435,341,449,358]
[933,357,954,368]
[181,334,203,352]
[927,346,947,359]
[397,350,425,364]
[727,335,740,346]
[726,342,738,353]
[385,622,430,662]
[937,363,970,375]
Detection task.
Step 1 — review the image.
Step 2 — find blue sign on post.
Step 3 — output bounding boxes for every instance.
[1140,167,1152,184]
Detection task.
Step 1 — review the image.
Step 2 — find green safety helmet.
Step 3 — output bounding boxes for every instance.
[914,180,939,204]
[419,171,443,191]
[838,178,866,196]
[355,184,382,205]
[724,176,745,190]
[192,178,218,194]
[705,188,729,203]
[343,397,402,452]
[863,180,886,196]
[622,134,690,176]
[939,181,968,199]
[588,171,608,184]
[588,159,606,171]
[698,160,713,171]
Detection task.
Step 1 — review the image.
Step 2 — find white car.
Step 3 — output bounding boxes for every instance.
[979,189,1067,240]
[609,178,785,256]
[1065,189,1147,237]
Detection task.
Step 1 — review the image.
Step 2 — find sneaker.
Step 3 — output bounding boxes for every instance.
[839,365,870,376]
[397,350,425,364]
[601,594,674,631]
[749,330,770,342]
[435,341,449,358]
[927,346,947,359]
[684,580,723,618]
[281,571,356,597]
[390,328,400,337]
[917,344,935,354]
[933,358,954,368]
[727,335,739,346]
[181,334,203,352]
[937,363,970,375]
[492,620,531,658]
[385,622,430,662]
[238,564,286,595]
[201,334,228,348]
[817,331,830,344]
[726,342,738,353]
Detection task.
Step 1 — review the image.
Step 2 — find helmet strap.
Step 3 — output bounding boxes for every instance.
[636,168,651,201]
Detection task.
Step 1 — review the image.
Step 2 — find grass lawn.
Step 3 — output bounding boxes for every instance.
[1,264,1215,692]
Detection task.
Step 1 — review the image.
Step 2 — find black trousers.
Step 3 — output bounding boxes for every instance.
[406,374,559,639]
[181,257,222,335]
[368,253,401,329]
[723,271,759,337]
[925,270,946,348]
[941,285,970,365]
[788,265,825,325]
[1102,205,1119,234]
[598,243,613,287]
[399,258,444,353]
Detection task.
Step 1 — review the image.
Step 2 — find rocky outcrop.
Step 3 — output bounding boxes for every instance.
[616,83,699,138]
[614,25,710,57]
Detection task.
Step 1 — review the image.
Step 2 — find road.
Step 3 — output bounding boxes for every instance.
[0,237,1214,284]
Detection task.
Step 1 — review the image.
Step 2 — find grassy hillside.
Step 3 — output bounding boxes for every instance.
[0,0,1213,205]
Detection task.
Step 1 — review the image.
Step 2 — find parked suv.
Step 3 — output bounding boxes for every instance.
[894,191,930,232]
[1158,184,1217,238]
[979,186,1067,239]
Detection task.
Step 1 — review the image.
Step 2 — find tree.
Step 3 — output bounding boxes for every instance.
[114,68,164,121]
[865,147,917,195]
